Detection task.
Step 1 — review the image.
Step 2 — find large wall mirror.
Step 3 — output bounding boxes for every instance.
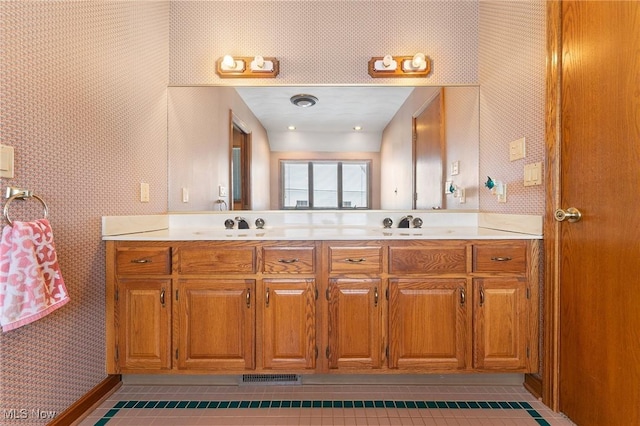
[168,85,479,212]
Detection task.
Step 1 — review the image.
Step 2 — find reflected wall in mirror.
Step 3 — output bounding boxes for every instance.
[168,86,479,212]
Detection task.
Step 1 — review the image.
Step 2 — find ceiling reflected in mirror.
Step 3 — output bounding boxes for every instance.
[235,86,414,152]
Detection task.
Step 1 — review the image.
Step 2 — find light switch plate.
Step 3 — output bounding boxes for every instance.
[524,162,543,186]
[182,187,189,203]
[219,185,228,197]
[0,145,15,178]
[140,183,150,202]
[509,137,526,161]
[451,160,460,176]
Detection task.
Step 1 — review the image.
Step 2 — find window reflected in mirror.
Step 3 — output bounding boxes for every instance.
[281,160,370,209]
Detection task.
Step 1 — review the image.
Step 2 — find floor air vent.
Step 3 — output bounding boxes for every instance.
[241,374,301,385]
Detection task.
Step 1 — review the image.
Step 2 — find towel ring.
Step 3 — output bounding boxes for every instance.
[3,193,49,226]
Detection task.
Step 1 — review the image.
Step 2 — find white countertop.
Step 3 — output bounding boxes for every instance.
[102,211,542,241]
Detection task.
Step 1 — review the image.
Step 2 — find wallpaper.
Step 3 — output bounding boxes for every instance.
[0,0,545,421]
[0,1,169,423]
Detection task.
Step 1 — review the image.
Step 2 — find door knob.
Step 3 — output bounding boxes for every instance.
[554,207,582,223]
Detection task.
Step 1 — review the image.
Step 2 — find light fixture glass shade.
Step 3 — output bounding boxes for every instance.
[412,52,426,68]
[222,55,236,69]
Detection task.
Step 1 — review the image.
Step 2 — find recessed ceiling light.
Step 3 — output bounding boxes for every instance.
[287,125,296,130]
[290,94,318,108]
[353,126,363,131]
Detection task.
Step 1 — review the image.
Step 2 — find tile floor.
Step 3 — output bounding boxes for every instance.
[79,383,576,426]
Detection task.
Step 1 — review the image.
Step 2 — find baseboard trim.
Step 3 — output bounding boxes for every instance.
[523,373,542,399]
[49,374,121,426]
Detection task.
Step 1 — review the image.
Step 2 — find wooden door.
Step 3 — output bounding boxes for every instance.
[388,278,467,370]
[473,278,527,371]
[553,2,640,424]
[231,122,251,211]
[117,279,171,370]
[327,278,382,369]
[176,279,255,370]
[262,279,316,369]
[413,90,444,209]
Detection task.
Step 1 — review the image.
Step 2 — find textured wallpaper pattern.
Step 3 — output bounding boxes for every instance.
[0,1,169,422]
[169,0,479,85]
[0,0,545,420]
[479,1,546,214]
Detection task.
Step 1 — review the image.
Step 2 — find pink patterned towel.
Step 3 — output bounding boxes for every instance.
[0,218,69,332]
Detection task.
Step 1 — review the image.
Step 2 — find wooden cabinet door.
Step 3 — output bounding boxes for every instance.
[327,278,382,369]
[262,279,316,370]
[117,279,171,370]
[177,279,255,370]
[389,278,468,370]
[473,277,528,370]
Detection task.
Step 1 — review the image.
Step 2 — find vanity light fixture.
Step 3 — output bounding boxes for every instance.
[287,125,296,130]
[216,55,279,78]
[368,53,431,78]
[353,126,363,131]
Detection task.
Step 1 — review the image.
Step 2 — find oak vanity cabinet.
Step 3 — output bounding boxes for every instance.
[107,245,172,372]
[471,241,535,371]
[387,240,539,373]
[387,241,469,371]
[107,238,539,375]
[175,244,256,370]
[261,243,318,370]
[325,243,385,370]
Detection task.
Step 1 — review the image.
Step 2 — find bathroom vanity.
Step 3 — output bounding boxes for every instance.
[103,212,541,376]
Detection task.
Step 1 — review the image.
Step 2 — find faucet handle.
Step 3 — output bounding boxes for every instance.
[412,217,423,228]
[255,218,265,229]
[382,218,393,228]
[224,219,235,229]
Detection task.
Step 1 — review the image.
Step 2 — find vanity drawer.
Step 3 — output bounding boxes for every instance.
[473,242,526,273]
[178,246,256,274]
[116,247,171,275]
[263,246,315,273]
[389,245,467,274]
[328,246,383,274]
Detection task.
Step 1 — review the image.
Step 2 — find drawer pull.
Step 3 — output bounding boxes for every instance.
[345,258,366,263]
[374,287,379,307]
[459,287,465,306]
[479,286,485,306]
[265,287,270,307]
[490,256,512,262]
[160,289,165,307]
[278,258,299,264]
[246,289,251,308]
[131,258,151,264]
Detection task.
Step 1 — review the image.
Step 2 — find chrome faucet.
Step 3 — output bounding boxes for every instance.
[398,215,413,228]
[235,217,250,229]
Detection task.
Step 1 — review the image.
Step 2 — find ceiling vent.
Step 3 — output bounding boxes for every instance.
[290,94,318,108]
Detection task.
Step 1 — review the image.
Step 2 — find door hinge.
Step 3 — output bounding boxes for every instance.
[175,289,179,301]
[526,287,531,299]
[385,346,389,359]
[325,288,330,301]
[385,287,389,300]
[325,346,330,359]
[175,349,179,360]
